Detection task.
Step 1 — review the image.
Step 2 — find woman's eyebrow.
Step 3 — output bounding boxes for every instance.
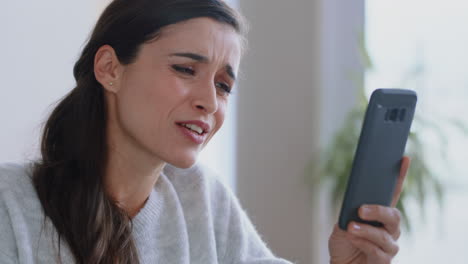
[226,65,236,81]
[170,52,209,62]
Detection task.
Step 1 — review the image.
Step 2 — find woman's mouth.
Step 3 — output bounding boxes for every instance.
[176,122,209,144]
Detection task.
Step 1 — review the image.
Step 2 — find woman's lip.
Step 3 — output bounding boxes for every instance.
[176,124,206,144]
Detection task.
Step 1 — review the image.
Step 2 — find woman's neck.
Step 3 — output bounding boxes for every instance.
[104,139,165,218]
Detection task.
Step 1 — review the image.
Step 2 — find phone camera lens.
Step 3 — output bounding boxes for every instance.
[399,108,406,121]
[389,108,398,121]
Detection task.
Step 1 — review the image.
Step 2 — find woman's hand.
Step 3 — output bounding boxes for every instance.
[328,156,411,264]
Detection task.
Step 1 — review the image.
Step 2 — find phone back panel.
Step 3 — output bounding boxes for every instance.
[338,89,417,230]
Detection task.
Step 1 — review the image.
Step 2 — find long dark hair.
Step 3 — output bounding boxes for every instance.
[32,0,245,263]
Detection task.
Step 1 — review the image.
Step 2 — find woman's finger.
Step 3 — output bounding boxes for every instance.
[359,205,401,239]
[391,156,410,207]
[348,221,399,257]
[347,235,393,264]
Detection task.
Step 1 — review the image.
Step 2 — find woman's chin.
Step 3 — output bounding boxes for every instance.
[172,161,196,169]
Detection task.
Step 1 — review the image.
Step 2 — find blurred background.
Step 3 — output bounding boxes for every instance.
[1,0,467,263]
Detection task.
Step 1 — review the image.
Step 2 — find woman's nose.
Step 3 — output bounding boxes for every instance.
[192,82,218,114]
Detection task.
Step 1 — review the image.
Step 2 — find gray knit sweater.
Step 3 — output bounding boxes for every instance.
[0,163,292,264]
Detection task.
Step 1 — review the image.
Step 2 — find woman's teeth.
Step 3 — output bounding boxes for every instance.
[182,124,203,134]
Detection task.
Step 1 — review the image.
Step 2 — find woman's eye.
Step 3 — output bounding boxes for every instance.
[172,65,195,75]
[216,82,232,95]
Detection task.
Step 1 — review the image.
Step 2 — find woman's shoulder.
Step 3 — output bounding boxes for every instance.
[0,162,35,194]
[0,162,39,214]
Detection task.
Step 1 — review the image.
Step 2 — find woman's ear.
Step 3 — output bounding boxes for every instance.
[94,45,122,93]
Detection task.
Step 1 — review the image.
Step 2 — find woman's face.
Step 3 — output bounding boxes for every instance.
[109,18,241,168]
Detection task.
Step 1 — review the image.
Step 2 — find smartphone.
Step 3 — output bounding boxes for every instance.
[338,88,417,230]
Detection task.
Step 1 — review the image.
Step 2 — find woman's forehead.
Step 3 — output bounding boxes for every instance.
[152,18,241,67]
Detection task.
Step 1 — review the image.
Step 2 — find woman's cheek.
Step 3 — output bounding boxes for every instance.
[213,103,227,133]
[162,75,193,97]
[217,99,227,120]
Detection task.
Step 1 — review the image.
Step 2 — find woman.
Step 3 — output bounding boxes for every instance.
[0,0,409,263]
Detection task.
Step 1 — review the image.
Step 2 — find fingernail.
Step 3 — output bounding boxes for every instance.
[361,206,371,217]
[352,223,361,231]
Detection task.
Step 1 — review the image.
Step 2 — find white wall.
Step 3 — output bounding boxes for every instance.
[0,1,100,162]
